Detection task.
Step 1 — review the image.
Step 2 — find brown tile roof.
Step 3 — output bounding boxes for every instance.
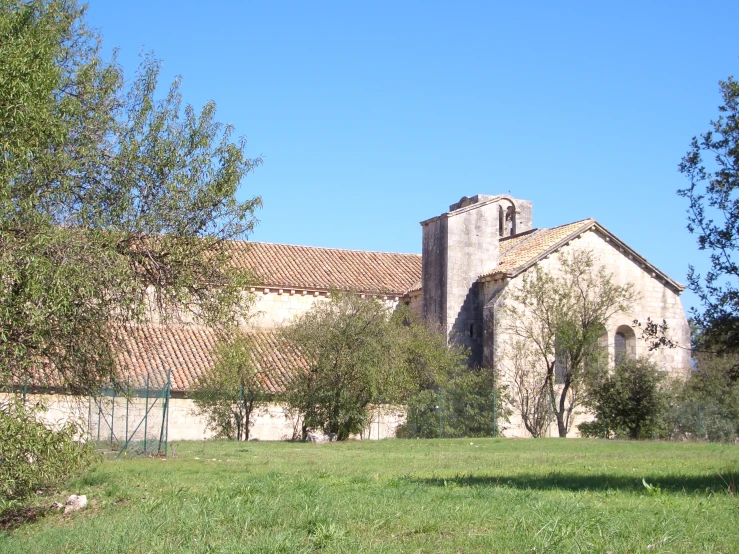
[406,280,422,294]
[485,219,595,278]
[228,241,422,295]
[116,325,303,394]
[481,219,685,292]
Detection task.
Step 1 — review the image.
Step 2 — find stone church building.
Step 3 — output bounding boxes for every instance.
[25,193,692,439]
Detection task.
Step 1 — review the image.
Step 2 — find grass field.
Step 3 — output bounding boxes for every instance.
[1,439,738,553]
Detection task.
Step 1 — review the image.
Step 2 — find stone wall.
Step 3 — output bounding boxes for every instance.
[5,393,405,442]
[248,288,401,329]
[249,288,330,329]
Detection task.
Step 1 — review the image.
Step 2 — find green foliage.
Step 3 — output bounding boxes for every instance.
[281,293,402,440]
[0,398,97,514]
[665,352,739,442]
[678,73,739,351]
[281,293,471,440]
[190,333,267,441]
[400,366,505,438]
[0,0,261,394]
[501,249,636,437]
[580,357,667,440]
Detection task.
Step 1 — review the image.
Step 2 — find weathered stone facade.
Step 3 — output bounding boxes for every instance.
[20,193,690,440]
[410,194,690,437]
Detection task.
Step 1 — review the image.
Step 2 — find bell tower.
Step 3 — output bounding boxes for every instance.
[420,194,532,364]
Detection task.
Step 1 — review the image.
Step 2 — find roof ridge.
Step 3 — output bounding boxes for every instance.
[545,217,594,231]
[232,239,421,257]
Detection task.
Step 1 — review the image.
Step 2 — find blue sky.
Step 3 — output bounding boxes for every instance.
[85,1,739,312]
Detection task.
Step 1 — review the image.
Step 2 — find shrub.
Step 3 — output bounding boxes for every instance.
[580,357,667,439]
[658,352,739,443]
[0,398,97,514]
[399,367,506,438]
[190,333,267,441]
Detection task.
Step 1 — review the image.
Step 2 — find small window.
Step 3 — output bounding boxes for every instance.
[614,332,627,363]
[469,323,475,338]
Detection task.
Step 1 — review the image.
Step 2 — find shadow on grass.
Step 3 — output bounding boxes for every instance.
[0,505,50,532]
[407,472,738,494]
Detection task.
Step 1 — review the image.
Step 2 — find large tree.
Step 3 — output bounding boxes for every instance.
[190,333,268,441]
[280,292,469,441]
[280,292,407,441]
[0,0,261,393]
[678,74,739,352]
[499,250,637,437]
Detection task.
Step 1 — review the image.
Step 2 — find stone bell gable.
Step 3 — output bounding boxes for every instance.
[419,194,533,363]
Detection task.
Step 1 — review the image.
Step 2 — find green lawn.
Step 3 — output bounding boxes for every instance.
[1,439,738,553]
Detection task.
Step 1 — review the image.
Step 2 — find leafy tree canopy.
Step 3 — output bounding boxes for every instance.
[0,0,261,393]
[580,357,667,440]
[191,333,268,441]
[280,292,469,441]
[679,74,739,352]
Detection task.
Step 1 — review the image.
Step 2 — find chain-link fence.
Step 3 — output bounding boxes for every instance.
[396,388,502,439]
[87,371,171,457]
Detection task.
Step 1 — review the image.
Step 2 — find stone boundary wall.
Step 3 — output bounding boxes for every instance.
[2,393,406,442]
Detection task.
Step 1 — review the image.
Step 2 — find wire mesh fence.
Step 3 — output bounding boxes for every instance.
[86,371,171,457]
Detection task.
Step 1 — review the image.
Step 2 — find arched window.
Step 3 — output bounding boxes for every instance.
[614,325,636,365]
[614,332,627,363]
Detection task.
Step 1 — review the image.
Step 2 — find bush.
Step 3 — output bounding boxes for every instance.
[190,333,267,441]
[666,398,738,442]
[657,352,739,443]
[577,420,607,439]
[580,357,667,439]
[399,367,506,439]
[0,398,97,514]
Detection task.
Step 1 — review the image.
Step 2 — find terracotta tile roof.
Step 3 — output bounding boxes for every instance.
[482,219,595,279]
[498,228,540,254]
[227,241,422,295]
[406,280,422,294]
[116,325,303,394]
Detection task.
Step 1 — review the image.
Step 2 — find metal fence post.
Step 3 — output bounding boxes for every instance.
[159,369,170,455]
[601,412,607,439]
[110,388,116,447]
[164,371,170,456]
[144,372,149,453]
[125,388,129,446]
[492,389,498,438]
[439,389,444,439]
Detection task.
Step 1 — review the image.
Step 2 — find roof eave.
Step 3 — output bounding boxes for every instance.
[590,222,686,293]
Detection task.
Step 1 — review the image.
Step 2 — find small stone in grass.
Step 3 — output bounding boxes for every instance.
[64,495,87,514]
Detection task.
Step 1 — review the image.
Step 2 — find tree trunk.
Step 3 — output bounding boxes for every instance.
[556,416,568,437]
